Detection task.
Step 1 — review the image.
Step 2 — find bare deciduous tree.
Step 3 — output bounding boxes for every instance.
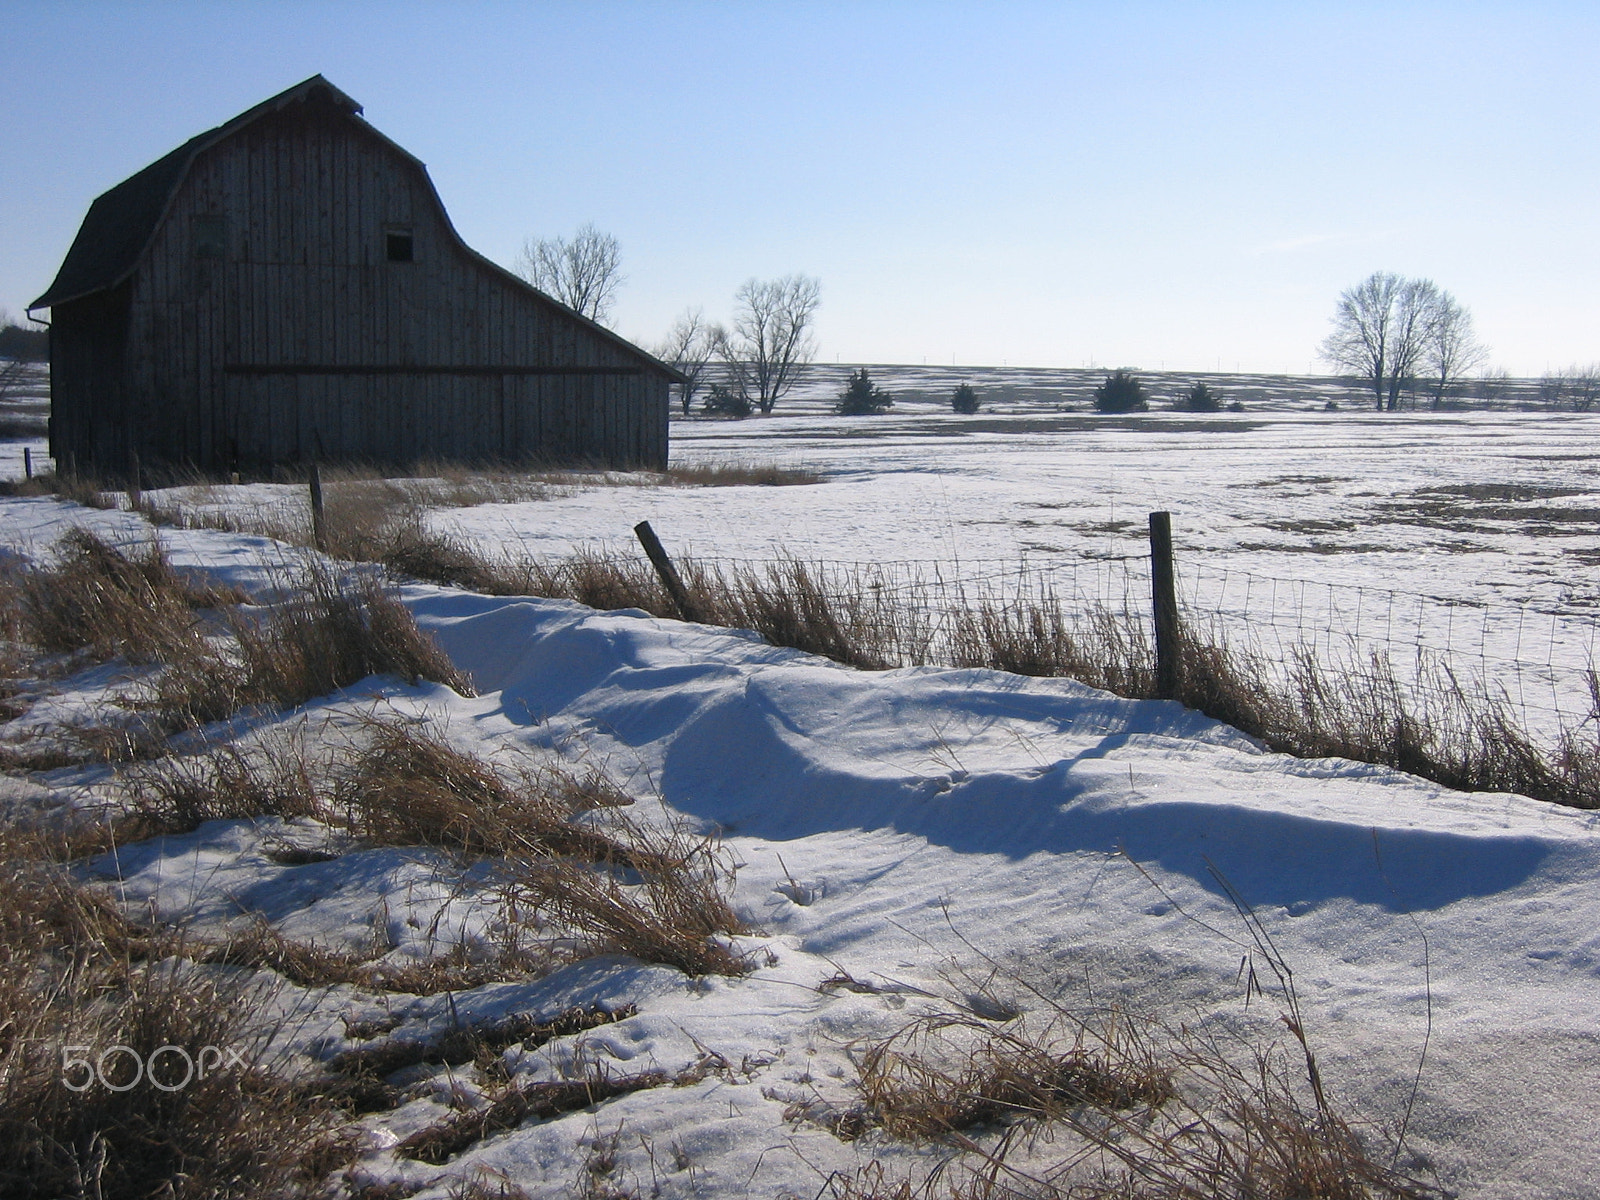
[1321,272,1402,411]
[515,223,624,324]
[1475,366,1512,402]
[1541,364,1600,411]
[655,308,719,415]
[719,275,821,414]
[1321,272,1476,411]
[1423,293,1488,407]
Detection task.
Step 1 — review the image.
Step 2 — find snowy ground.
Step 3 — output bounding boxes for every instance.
[4,371,1600,1196]
[62,366,1596,735]
[4,463,1600,1197]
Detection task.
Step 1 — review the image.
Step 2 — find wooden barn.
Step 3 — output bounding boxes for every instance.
[29,76,680,475]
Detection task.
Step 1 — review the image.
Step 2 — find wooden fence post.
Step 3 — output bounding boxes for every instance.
[127,448,142,512]
[634,520,702,623]
[308,460,327,553]
[22,447,31,480]
[1148,511,1180,700]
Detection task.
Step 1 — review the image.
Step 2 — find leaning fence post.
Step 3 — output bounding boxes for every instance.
[1148,511,1180,700]
[22,447,31,480]
[308,459,327,552]
[634,520,702,623]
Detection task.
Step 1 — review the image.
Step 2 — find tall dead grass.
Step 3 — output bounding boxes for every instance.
[0,532,471,780]
[818,955,1438,1200]
[12,527,244,663]
[336,717,748,977]
[0,826,345,1199]
[109,714,750,979]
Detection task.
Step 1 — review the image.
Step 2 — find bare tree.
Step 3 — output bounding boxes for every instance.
[1321,272,1460,411]
[1475,366,1512,403]
[1542,364,1600,411]
[719,275,820,414]
[1569,366,1600,412]
[515,223,624,324]
[655,308,719,415]
[1321,272,1401,410]
[1423,293,1488,408]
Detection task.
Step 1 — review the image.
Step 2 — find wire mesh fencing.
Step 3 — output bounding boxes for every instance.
[666,549,1597,747]
[1175,561,1598,743]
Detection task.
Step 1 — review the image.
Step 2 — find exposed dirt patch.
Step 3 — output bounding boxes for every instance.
[1262,518,1360,535]
[1372,483,1600,534]
[1230,474,1352,489]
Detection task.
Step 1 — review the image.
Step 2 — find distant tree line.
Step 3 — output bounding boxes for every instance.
[0,318,47,362]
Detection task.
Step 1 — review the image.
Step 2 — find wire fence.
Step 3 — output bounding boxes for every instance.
[672,549,1598,744]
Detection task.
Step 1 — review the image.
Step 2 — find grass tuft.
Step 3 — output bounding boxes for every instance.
[337,717,653,867]
[396,1069,670,1164]
[0,825,344,1199]
[846,1012,1171,1143]
[13,528,243,663]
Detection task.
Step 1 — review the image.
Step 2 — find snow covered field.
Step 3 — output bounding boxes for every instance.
[76,365,1595,734]
[3,371,1600,1197]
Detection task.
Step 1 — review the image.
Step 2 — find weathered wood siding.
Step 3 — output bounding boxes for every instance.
[56,94,668,473]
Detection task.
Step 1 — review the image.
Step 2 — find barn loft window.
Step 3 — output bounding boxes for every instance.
[385,228,414,262]
[194,214,227,259]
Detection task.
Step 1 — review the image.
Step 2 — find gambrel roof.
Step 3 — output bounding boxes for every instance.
[30,75,683,381]
[32,77,362,311]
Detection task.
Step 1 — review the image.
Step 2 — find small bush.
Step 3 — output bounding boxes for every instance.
[1093,369,1149,413]
[836,368,894,415]
[1179,380,1223,411]
[701,384,752,419]
[950,383,979,414]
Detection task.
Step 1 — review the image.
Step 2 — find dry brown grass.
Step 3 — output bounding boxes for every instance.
[948,595,1155,695]
[507,835,749,977]
[0,470,120,509]
[230,567,473,703]
[334,715,749,977]
[396,1069,671,1165]
[12,528,244,663]
[1161,629,1593,810]
[327,1002,634,1081]
[138,564,474,730]
[846,1012,1171,1143]
[819,1004,1435,1200]
[336,717,652,866]
[0,825,347,1199]
[665,460,821,486]
[120,733,327,833]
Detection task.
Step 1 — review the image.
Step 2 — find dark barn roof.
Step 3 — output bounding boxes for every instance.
[30,75,684,382]
[31,77,362,311]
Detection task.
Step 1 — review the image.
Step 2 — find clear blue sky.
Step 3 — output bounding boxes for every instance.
[3,1,1596,375]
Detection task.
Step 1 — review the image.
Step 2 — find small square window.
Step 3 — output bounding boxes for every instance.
[194,214,227,259]
[386,231,414,263]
